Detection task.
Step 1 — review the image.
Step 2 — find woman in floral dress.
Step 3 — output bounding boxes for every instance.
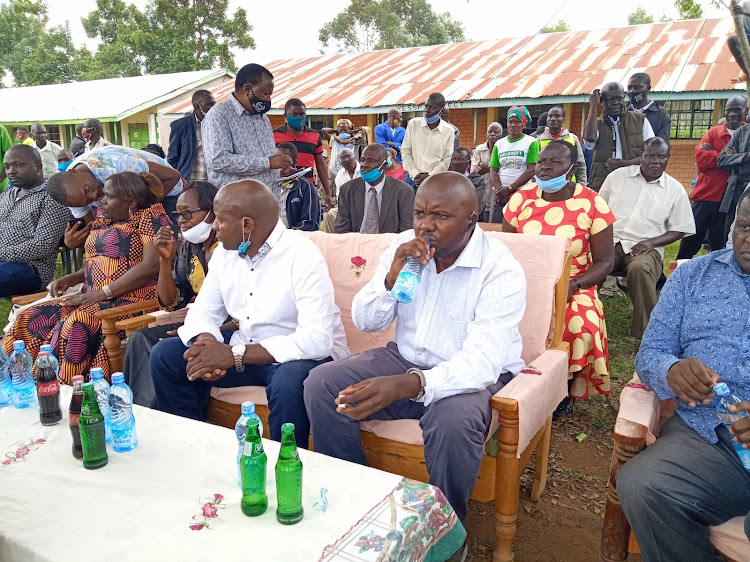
[503,140,616,415]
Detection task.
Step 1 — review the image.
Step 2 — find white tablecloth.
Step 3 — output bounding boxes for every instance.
[0,387,403,562]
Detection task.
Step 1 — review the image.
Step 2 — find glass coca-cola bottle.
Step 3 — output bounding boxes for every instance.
[35,351,61,425]
[69,375,84,460]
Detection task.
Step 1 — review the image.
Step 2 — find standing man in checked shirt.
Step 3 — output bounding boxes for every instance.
[304,171,526,536]
[201,63,291,205]
[617,188,750,561]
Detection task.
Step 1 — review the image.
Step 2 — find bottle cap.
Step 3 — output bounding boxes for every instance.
[111,372,124,383]
[247,416,260,427]
[12,340,24,351]
[72,375,84,382]
[241,401,255,414]
[281,422,295,433]
[90,367,103,379]
[38,351,49,356]
[40,344,52,353]
[713,382,729,396]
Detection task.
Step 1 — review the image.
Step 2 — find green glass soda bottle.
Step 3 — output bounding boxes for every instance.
[240,417,267,516]
[275,422,303,524]
[79,382,108,470]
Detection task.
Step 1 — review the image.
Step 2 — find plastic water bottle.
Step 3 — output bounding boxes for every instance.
[9,340,36,409]
[0,348,11,408]
[108,372,138,452]
[90,367,112,444]
[236,402,263,487]
[714,382,750,471]
[390,238,430,304]
[39,344,59,373]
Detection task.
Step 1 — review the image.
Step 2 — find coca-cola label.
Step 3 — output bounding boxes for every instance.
[38,380,59,397]
[69,413,80,427]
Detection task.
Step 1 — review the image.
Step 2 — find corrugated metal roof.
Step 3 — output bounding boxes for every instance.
[165,18,741,115]
[0,69,230,124]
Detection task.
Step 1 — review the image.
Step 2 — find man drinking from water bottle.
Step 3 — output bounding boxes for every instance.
[304,171,527,559]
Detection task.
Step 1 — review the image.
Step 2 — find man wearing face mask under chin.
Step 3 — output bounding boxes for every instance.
[200,63,291,205]
[122,180,221,408]
[334,143,414,234]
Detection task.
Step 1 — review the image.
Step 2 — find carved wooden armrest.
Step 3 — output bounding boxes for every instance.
[11,292,48,306]
[115,315,157,335]
[94,299,160,321]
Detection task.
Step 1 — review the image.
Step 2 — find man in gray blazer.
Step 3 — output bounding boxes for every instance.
[334,144,414,234]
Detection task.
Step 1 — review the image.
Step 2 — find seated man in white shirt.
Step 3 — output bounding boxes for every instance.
[599,137,696,338]
[304,172,526,531]
[150,180,349,448]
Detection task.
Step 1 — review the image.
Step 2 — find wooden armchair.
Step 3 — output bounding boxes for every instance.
[599,260,750,562]
[11,292,160,374]
[205,227,573,561]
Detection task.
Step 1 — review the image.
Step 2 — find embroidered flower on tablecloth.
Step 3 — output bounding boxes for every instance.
[189,493,226,531]
[2,438,46,466]
[350,256,367,278]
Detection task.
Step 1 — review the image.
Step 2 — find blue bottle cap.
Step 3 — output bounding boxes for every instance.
[90,367,104,379]
[714,382,729,396]
[241,401,255,415]
[111,372,124,384]
[12,340,24,351]
[40,344,52,353]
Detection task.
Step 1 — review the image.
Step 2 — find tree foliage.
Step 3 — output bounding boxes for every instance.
[319,0,465,53]
[628,6,655,25]
[540,21,570,34]
[0,0,255,86]
[674,0,703,19]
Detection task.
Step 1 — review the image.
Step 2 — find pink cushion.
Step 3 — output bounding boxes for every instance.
[709,517,750,560]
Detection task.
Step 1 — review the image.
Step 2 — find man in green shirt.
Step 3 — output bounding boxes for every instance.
[0,126,13,191]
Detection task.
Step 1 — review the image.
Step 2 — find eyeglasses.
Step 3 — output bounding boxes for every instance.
[171,208,204,221]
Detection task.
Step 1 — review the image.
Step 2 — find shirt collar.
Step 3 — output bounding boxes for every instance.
[365,176,385,193]
[439,224,484,273]
[632,101,654,113]
[628,165,667,188]
[10,180,46,196]
[715,249,749,277]
[229,93,251,117]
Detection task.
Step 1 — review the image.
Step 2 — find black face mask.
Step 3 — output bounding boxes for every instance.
[248,85,271,115]
[630,92,646,105]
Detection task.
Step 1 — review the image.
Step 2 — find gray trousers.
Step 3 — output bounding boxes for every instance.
[122,323,181,408]
[618,414,750,561]
[612,242,663,338]
[303,342,512,524]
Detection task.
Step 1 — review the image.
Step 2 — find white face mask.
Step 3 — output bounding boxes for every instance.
[181,215,213,244]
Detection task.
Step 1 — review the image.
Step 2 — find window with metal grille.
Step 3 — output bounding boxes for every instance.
[664,100,714,139]
[46,125,61,145]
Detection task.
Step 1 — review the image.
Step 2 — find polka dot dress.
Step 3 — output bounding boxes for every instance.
[504,184,617,398]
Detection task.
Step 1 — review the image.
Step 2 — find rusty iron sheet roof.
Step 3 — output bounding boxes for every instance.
[165,18,740,115]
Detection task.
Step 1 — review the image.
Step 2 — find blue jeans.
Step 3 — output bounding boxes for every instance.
[150,331,329,448]
[0,262,42,298]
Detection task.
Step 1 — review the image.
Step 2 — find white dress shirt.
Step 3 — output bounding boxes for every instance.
[599,165,696,258]
[178,221,350,363]
[401,118,454,179]
[32,140,61,178]
[352,226,526,406]
[359,177,386,234]
[583,116,655,159]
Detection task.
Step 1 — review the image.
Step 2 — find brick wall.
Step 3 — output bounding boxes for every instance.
[268,115,285,128]
[445,108,488,149]
[665,139,697,193]
[569,103,584,138]
[334,114,368,128]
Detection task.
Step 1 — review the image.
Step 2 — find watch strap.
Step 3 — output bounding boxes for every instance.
[406,367,426,401]
[233,345,245,372]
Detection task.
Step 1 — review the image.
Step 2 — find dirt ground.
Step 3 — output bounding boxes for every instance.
[463,393,643,562]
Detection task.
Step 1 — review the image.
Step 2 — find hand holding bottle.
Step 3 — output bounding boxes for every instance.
[385,235,434,291]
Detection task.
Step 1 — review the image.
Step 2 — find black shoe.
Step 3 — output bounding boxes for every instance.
[656,272,667,291]
[553,396,574,419]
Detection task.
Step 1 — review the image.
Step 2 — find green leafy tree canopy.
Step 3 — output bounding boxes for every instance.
[540,21,570,34]
[628,6,655,25]
[319,0,465,53]
[675,0,703,19]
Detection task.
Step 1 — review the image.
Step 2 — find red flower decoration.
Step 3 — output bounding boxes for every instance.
[189,524,204,531]
[1,460,11,466]
[15,446,29,459]
[202,503,218,518]
[35,439,46,444]
[351,256,366,267]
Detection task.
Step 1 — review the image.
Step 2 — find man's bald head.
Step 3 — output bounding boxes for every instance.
[213,180,280,252]
[362,143,387,161]
[419,171,478,213]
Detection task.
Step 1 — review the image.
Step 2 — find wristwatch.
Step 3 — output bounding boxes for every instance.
[407,367,426,401]
[231,344,246,372]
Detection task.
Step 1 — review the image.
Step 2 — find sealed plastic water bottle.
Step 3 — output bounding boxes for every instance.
[108,372,138,452]
[390,238,430,304]
[235,402,263,487]
[90,367,112,444]
[0,348,11,408]
[714,382,750,471]
[9,340,36,409]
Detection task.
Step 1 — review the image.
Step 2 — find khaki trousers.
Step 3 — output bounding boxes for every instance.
[612,242,663,338]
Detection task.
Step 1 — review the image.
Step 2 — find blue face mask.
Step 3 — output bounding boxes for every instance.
[57,161,72,172]
[360,162,386,184]
[387,158,392,167]
[424,112,440,125]
[338,132,351,140]
[238,217,251,257]
[535,165,574,193]
[286,115,305,129]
